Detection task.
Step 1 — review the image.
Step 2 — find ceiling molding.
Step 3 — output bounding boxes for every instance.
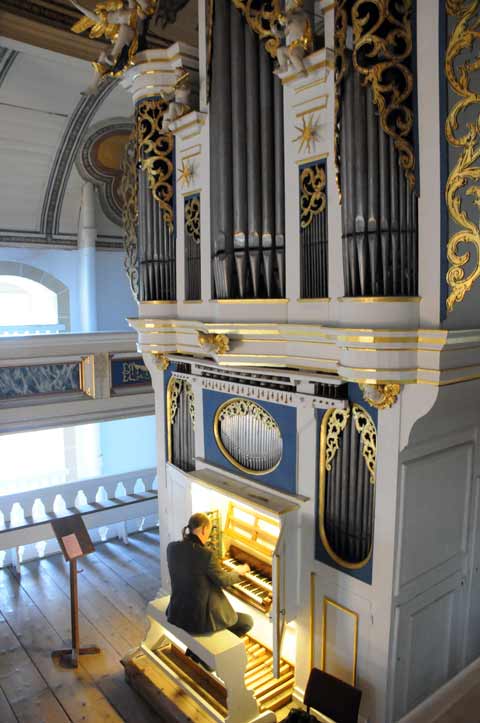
[0,47,18,87]
[40,78,118,240]
[76,117,133,227]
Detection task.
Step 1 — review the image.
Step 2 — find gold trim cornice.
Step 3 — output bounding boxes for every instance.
[127,317,480,386]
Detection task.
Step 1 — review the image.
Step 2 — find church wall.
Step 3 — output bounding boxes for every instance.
[98,415,157,477]
[389,380,480,720]
[0,245,136,332]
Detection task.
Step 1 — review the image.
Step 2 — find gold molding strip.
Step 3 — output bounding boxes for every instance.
[292,94,329,109]
[321,597,359,687]
[294,78,327,94]
[297,297,331,303]
[211,299,289,304]
[310,572,316,671]
[337,296,421,303]
[295,152,329,165]
[296,103,328,118]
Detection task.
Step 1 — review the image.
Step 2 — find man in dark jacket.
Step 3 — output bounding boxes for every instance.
[166,511,253,637]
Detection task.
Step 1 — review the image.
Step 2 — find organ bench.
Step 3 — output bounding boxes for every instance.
[141,595,277,723]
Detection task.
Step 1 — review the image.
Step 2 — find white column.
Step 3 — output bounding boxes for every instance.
[78,181,98,333]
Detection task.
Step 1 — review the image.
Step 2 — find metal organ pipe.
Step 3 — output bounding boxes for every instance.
[209,0,285,299]
[340,59,418,297]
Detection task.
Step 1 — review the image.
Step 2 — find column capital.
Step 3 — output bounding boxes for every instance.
[121,45,189,105]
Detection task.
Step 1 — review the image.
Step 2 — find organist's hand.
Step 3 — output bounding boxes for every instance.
[237,563,250,575]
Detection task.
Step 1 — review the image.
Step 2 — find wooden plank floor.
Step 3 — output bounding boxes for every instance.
[0,529,165,723]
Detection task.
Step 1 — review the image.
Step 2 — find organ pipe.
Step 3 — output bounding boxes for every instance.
[210,0,285,299]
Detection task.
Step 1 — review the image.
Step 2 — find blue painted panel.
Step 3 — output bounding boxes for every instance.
[202,390,297,494]
[111,357,151,387]
[314,386,377,585]
[0,362,80,399]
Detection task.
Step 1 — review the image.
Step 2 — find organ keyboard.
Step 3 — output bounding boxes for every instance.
[220,502,279,614]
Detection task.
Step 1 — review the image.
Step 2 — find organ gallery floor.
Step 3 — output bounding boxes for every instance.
[0,531,161,723]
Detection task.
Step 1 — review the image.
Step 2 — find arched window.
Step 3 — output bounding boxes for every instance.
[0,263,70,334]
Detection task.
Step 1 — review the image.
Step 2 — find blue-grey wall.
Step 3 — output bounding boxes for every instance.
[0,247,136,332]
[99,415,157,475]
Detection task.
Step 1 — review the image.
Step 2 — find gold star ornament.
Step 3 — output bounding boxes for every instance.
[177,159,195,187]
[293,114,321,154]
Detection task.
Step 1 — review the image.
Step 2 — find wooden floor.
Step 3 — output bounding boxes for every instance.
[0,529,164,723]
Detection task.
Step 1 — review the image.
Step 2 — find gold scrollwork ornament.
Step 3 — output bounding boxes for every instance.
[324,408,350,472]
[351,0,416,190]
[120,127,139,299]
[445,0,480,311]
[352,404,376,483]
[217,399,280,434]
[300,164,326,229]
[136,99,174,228]
[231,0,282,59]
[185,196,201,242]
[360,382,400,410]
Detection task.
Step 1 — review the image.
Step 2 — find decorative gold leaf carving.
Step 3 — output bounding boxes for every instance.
[231,0,282,59]
[293,114,321,154]
[120,127,139,299]
[360,382,400,409]
[167,377,183,425]
[334,0,349,200]
[185,196,201,242]
[217,399,280,435]
[352,404,376,483]
[351,0,416,190]
[324,408,350,472]
[300,163,326,229]
[136,99,174,229]
[198,332,230,354]
[445,0,480,311]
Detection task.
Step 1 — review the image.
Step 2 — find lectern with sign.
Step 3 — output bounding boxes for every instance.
[51,514,100,668]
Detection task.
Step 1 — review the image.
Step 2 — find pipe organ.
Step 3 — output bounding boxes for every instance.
[112,2,480,721]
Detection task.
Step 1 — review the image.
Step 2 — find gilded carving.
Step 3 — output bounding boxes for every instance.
[300,163,326,229]
[293,114,321,154]
[167,376,183,425]
[120,128,139,299]
[185,196,201,241]
[231,0,282,59]
[334,0,349,199]
[157,353,170,371]
[445,0,480,311]
[352,404,376,483]
[217,398,279,432]
[198,332,230,354]
[360,382,400,410]
[351,0,416,190]
[324,408,350,472]
[136,99,174,229]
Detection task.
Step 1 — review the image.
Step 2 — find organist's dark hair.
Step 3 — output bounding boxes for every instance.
[182,512,211,540]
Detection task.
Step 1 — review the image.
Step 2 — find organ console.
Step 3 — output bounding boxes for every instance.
[138,463,303,721]
[186,465,301,680]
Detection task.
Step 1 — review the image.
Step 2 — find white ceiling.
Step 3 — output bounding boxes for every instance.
[0,42,132,241]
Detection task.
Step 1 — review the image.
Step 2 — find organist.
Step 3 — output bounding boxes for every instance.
[166,512,254,664]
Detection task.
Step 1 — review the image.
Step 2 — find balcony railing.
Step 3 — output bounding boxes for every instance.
[0,467,158,570]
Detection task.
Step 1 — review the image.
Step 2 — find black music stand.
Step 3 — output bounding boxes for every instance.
[51,514,100,669]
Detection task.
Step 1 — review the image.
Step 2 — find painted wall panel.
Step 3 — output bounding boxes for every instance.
[399,442,473,591]
[202,390,297,494]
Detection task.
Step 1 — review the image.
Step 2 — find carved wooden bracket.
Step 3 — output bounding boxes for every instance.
[198,332,230,355]
[359,383,400,410]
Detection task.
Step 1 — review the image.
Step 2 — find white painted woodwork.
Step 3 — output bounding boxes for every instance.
[142,595,275,723]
